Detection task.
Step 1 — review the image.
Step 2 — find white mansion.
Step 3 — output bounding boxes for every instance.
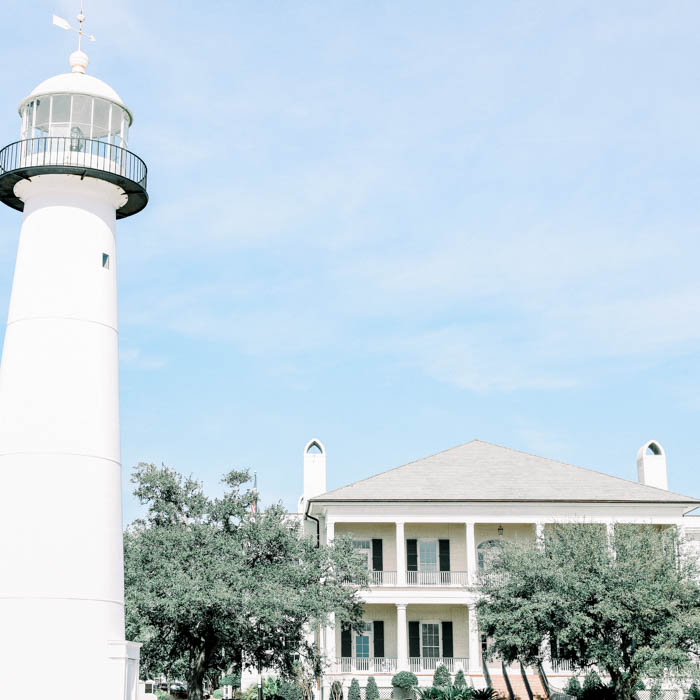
[298,438,700,697]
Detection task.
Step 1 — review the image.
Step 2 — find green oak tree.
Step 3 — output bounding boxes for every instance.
[124,463,367,700]
[476,523,700,700]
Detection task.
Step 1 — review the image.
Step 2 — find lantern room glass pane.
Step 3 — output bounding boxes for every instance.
[34,98,50,136]
[71,96,92,130]
[93,99,111,140]
[21,102,32,139]
[50,95,71,138]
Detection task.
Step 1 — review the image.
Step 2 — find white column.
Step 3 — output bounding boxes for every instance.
[324,519,337,675]
[325,613,337,667]
[396,603,408,671]
[606,521,615,558]
[468,606,481,673]
[535,522,545,549]
[396,521,406,586]
[466,521,477,584]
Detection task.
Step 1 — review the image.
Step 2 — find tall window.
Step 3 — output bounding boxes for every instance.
[418,540,438,571]
[421,623,440,657]
[352,540,372,570]
[355,622,372,658]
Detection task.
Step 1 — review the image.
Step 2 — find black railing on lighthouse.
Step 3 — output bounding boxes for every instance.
[0,136,148,218]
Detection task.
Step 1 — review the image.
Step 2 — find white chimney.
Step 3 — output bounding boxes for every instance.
[298,438,327,512]
[636,440,668,490]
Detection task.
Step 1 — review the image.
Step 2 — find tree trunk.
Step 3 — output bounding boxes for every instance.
[615,676,635,700]
[187,647,209,700]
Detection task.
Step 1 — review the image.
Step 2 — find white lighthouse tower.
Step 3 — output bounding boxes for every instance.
[0,12,147,700]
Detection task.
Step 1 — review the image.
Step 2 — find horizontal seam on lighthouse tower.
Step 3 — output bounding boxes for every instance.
[6,315,118,333]
[0,451,121,466]
[0,595,123,606]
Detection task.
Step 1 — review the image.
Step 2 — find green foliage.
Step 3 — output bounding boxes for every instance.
[476,524,700,700]
[241,677,290,700]
[582,672,601,693]
[213,692,223,700]
[415,689,442,700]
[124,464,367,700]
[366,677,380,700]
[278,681,303,700]
[348,679,361,700]
[564,677,582,698]
[221,673,240,688]
[578,675,616,700]
[470,689,497,700]
[391,672,419,689]
[433,665,452,688]
[449,689,473,700]
[453,671,467,691]
[688,684,700,700]
[330,681,344,700]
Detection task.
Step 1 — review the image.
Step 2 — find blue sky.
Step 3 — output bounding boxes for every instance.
[1,1,699,521]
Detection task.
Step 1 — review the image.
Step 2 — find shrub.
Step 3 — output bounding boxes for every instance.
[564,677,582,698]
[447,688,472,700]
[582,672,601,693]
[279,681,303,700]
[453,671,467,691]
[213,692,224,700]
[433,665,452,688]
[415,689,442,700]
[222,673,241,688]
[366,677,380,700]
[331,681,344,700]
[688,684,700,700]
[471,689,497,700]
[347,679,361,700]
[392,672,419,689]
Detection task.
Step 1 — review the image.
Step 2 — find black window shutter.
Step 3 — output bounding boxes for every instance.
[407,539,418,571]
[439,539,451,572]
[341,627,352,658]
[441,621,454,657]
[372,539,383,572]
[408,621,420,658]
[373,621,384,658]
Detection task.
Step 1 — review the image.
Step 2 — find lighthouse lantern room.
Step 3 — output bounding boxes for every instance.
[0,11,147,700]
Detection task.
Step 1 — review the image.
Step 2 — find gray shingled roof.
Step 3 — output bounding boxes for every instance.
[312,440,699,504]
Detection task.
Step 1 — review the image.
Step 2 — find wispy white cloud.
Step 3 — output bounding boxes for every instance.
[120,347,166,370]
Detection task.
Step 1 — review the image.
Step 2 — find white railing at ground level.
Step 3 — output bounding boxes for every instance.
[548,658,575,673]
[370,571,397,586]
[406,571,469,586]
[409,657,468,672]
[334,657,398,673]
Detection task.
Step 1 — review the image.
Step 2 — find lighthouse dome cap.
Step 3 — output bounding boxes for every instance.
[18,50,133,125]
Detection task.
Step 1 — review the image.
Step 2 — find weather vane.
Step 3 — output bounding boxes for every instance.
[52,3,96,52]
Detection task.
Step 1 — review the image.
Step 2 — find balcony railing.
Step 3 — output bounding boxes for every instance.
[548,658,575,673]
[0,137,148,218]
[334,657,398,673]
[406,571,469,586]
[409,657,469,673]
[370,571,397,586]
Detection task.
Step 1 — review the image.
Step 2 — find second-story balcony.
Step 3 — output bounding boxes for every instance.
[406,571,469,586]
[360,570,469,587]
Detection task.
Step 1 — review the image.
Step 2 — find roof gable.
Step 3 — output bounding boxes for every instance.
[312,440,698,504]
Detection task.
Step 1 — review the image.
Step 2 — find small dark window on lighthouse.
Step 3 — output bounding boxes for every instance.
[102,253,110,269]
